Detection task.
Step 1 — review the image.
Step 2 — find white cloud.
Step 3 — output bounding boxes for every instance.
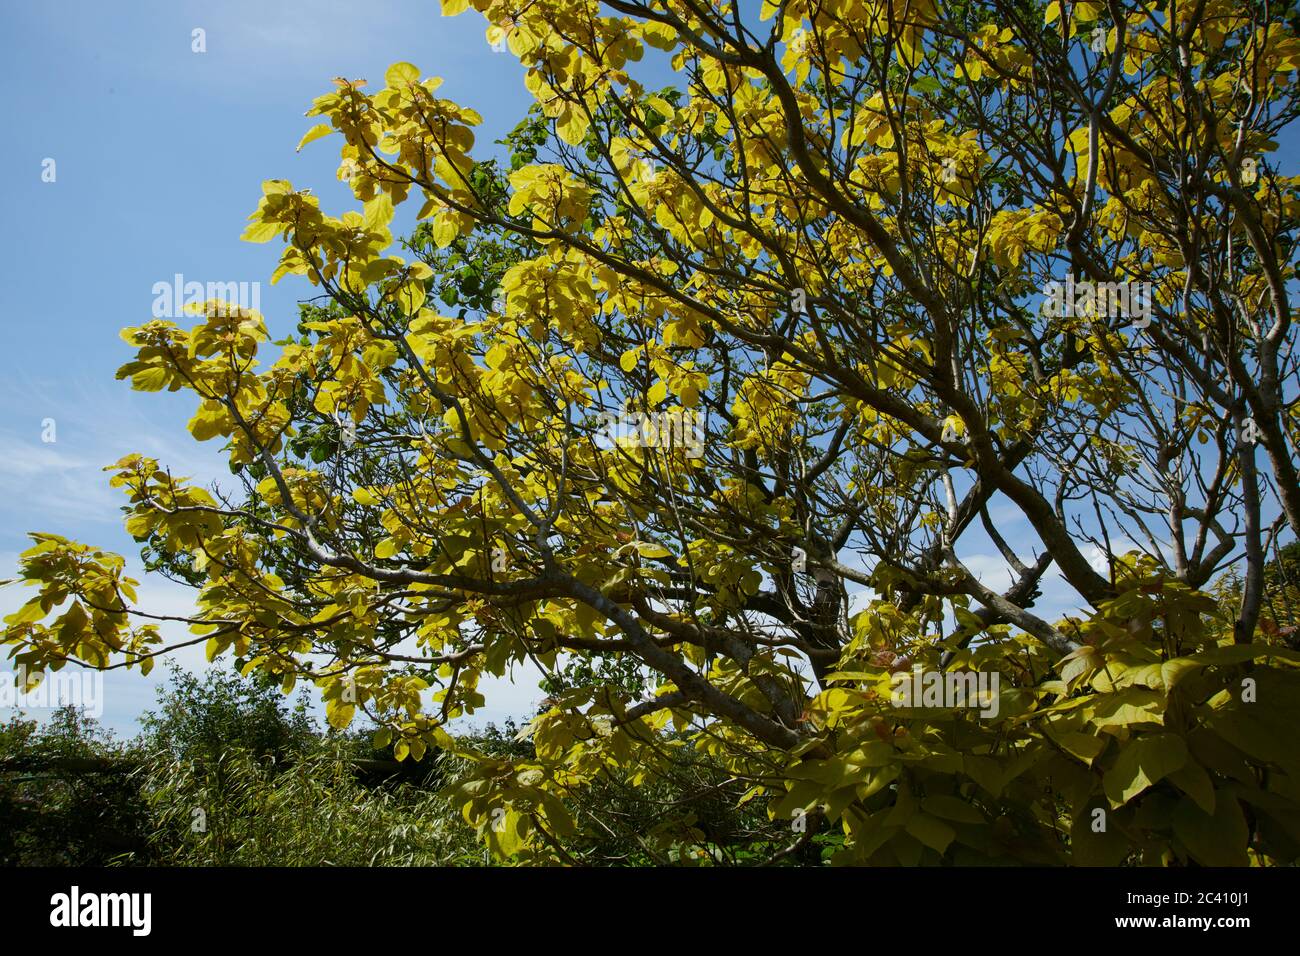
[0,433,124,526]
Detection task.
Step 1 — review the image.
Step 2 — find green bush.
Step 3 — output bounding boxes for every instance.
[0,707,150,865]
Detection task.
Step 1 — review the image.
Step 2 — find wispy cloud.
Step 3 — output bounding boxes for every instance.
[0,432,122,526]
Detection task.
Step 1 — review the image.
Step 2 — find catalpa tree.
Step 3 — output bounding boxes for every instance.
[6,0,1300,864]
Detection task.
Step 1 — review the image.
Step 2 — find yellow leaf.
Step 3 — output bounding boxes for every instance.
[431,214,458,248]
[296,124,333,152]
[385,62,420,87]
[241,220,280,244]
[555,106,589,146]
[327,699,356,730]
[363,193,394,231]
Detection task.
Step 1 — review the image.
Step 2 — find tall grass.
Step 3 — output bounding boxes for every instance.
[132,743,481,866]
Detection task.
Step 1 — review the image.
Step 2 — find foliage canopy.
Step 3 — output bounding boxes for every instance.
[6,0,1300,864]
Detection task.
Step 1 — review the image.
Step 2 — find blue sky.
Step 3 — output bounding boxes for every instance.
[0,0,538,735]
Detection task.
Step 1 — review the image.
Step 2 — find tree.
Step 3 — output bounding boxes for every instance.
[139,662,318,765]
[0,709,150,865]
[5,0,1300,864]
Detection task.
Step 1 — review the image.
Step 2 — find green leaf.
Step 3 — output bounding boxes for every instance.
[963,755,1004,796]
[1088,688,1165,733]
[538,791,577,839]
[128,365,172,392]
[490,808,529,858]
[4,601,46,626]
[1103,733,1188,807]
[1167,761,1216,815]
[1172,793,1248,866]
[1055,731,1108,766]
[904,813,955,855]
[922,795,985,824]
[1070,808,1130,865]
[1210,708,1300,775]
